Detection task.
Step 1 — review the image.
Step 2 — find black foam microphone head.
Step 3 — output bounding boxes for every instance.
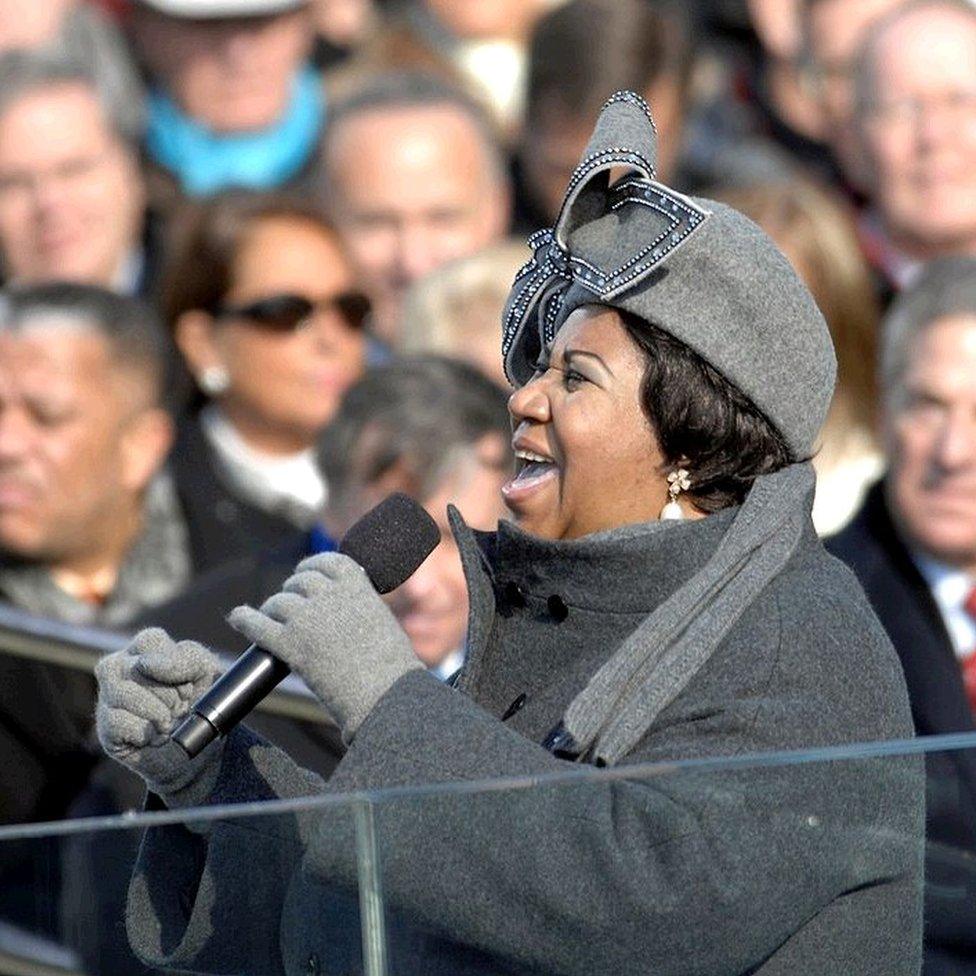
[338,492,440,594]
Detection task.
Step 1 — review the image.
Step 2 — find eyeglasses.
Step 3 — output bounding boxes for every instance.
[864,90,976,129]
[214,291,371,332]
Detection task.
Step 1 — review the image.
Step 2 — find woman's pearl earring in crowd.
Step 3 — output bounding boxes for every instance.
[199,365,230,396]
[660,468,691,521]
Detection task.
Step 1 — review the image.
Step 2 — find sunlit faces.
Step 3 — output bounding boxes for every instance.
[385,435,509,667]
[131,8,312,132]
[885,314,976,572]
[0,83,145,286]
[504,306,670,540]
[324,104,509,344]
[175,216,366,455]
[0,324,169,571]
[859,5,976,254]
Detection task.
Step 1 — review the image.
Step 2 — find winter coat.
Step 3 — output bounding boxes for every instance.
[126,505,924,975]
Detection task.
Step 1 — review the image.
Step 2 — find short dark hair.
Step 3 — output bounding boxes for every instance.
[526,0,695,127]
[620,311,793,513]
[318,355,510,509]
[159,191,344,330]
[0,281,169,406]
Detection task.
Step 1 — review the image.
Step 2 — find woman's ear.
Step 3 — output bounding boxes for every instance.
[174,309,223,378]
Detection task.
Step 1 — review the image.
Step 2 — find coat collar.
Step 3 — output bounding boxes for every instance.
[447,504,739,694]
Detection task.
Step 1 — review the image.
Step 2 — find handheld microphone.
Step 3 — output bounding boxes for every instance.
[171,493,439,758]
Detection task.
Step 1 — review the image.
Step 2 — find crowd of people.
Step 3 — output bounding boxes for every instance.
[0,0,975,973]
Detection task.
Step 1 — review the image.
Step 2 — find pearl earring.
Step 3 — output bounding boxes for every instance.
[660,468,691,521]
[198,366,230,396]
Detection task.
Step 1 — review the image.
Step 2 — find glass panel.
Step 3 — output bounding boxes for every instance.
[362,737,975,976]
[1,735,974,975]
[0,795,365,976]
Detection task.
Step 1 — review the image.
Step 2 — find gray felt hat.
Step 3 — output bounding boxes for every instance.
[502,91,836,460]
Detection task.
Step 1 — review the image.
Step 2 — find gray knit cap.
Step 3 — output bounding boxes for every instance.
[502,91,836,460]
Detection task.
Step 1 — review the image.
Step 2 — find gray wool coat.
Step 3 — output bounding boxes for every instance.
[126,506,924,976]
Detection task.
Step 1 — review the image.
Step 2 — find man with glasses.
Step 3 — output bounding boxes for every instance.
[319,73,511,347]
[852,0,976,291]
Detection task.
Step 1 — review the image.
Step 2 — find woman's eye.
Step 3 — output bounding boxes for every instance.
[562,368,586,390]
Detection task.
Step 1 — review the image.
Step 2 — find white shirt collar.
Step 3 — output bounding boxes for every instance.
[112,247,145,296]
[912,551,976,658]
[200,405,326,521]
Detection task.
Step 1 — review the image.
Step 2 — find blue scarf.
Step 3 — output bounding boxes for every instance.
[307,524,339,555]
[146,66,325,195]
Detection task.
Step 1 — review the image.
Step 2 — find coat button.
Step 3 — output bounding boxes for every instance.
[503,580,527,609]
[547,594,569,622]
[306,953,321,975]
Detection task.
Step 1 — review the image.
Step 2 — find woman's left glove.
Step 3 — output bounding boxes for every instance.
[95,628,225,807]
[227,552,424,742]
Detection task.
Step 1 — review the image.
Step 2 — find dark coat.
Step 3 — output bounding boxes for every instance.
[170,417,302,572]
[127,507,924,976]
[827,481,976,975]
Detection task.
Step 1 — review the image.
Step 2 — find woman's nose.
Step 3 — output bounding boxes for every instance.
[508,377,550,423]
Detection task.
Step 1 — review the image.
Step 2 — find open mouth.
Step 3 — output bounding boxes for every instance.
[502,448,559,501]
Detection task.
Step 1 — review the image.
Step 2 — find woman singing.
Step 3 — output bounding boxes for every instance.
[96,93,923,975]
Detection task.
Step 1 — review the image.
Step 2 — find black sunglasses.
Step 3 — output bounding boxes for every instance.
[215,291,371,332]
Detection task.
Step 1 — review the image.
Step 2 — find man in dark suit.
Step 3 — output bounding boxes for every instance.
[828,256,976,975]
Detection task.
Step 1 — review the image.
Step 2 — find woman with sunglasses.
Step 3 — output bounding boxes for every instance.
[161,192,369,563]
[98,97,922,974]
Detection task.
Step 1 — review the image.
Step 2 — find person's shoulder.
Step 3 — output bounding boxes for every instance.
[776,535,883,635]
[766,535,914,737]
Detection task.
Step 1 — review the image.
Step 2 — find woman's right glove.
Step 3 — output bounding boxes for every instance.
[95,627,224,808]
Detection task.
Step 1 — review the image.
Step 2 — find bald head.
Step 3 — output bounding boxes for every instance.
[856,0,976,109]
[855,0,976,257]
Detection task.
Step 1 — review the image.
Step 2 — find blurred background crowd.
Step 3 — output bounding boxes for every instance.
[0,0,976,973]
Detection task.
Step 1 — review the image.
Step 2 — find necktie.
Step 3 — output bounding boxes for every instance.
[960,587,976,713]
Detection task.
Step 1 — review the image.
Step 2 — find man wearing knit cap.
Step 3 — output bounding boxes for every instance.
[830,257,976,976]
[127,0,323,195]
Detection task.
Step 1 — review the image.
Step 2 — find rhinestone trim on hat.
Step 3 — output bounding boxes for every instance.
[501,182,711,371]
[601,90,658,133]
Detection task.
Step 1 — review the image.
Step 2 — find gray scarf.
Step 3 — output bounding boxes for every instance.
[563,462,814,766]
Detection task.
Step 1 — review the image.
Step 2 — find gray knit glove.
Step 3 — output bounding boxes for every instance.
[227,552,424,743]
[95,627,224,808]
